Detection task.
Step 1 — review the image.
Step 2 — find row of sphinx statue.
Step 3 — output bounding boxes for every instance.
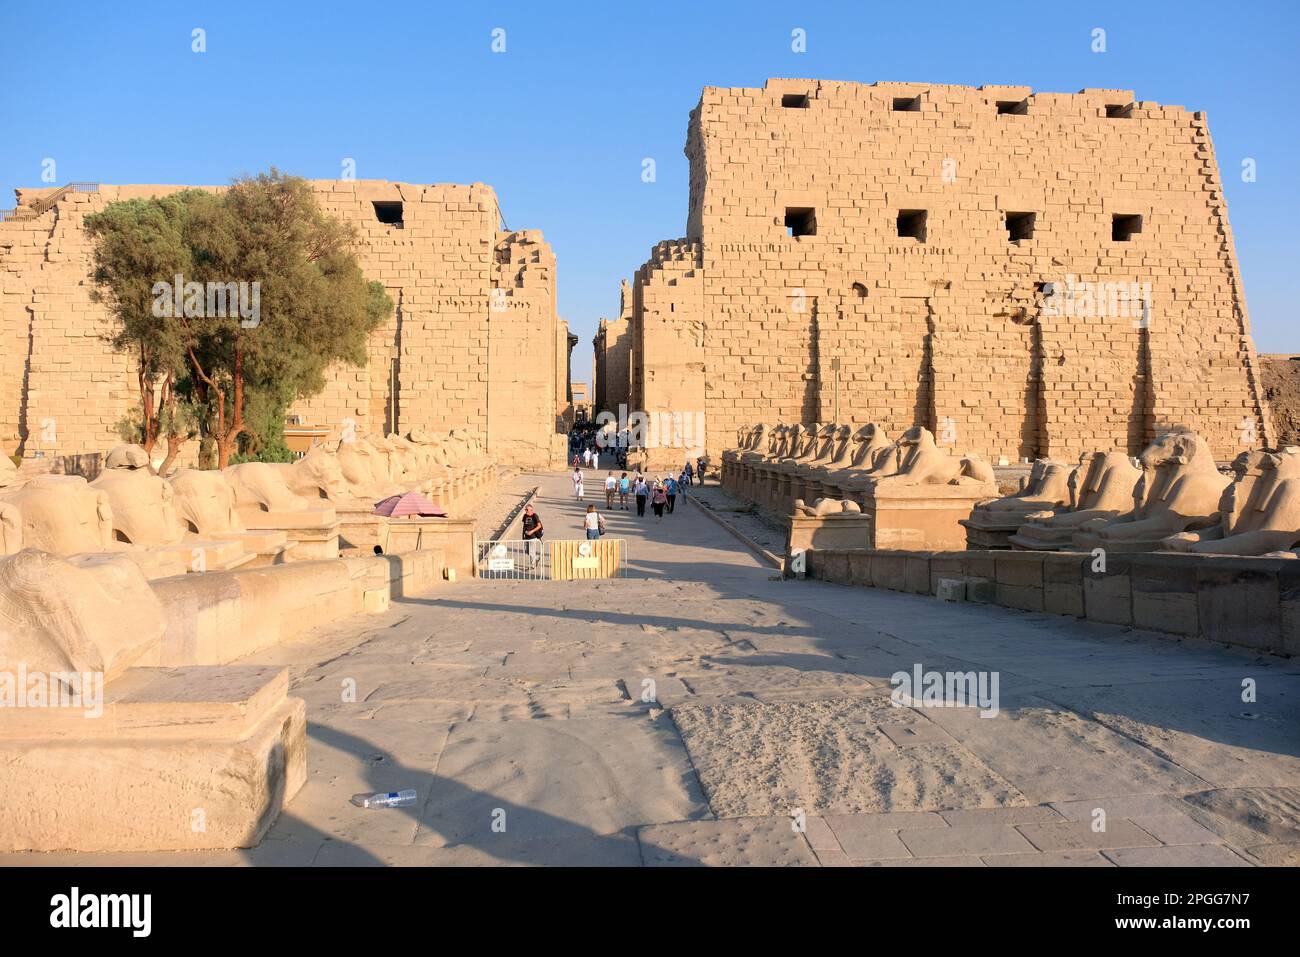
[0,427,496,577]
[723,422,1300,558]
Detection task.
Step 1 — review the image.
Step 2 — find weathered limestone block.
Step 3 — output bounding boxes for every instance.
[1130,555,1200,636]
[1194,559,1282,651]
[0,665,306,852]
[785,497,872,560]
[994,551,1047,611]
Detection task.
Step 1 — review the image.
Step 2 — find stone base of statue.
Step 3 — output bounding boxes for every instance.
[0,664,306,852]
[786,510,874,558]
[961,510,1061,549]
[239,507,340,562]
[1008,524,1085,551]
[333,502,390,554]
[1072,520,1223,554]
[383,516,476,579]
[116,545,189,580]
[864,484,993,551]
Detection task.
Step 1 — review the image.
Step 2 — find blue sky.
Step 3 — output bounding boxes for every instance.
[2,0,1297,380]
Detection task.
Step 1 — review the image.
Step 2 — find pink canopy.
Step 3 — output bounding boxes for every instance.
[373,492,446,518]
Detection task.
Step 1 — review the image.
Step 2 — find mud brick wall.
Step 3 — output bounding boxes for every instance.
[630,78,1271,465]
[0,180,567,466]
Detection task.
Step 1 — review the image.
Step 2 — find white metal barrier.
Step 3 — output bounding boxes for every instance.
[474,539,627,580]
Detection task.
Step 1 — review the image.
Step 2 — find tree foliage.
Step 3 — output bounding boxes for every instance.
[86,171,392,469]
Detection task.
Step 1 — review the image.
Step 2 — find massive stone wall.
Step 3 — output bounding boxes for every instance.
[629,78,1271,467]
[0,180,567,468]
[593,280,633,415]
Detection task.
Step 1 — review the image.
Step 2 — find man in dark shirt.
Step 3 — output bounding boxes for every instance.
[521,504,543,567]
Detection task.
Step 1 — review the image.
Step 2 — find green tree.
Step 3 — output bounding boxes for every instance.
[85,192,204,473]
[181,170,392,467]
[88,172,392,470]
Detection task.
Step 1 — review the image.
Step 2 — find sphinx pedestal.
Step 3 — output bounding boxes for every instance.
[240,508,340,562]
[786,511,874,556]
[863,486,990,551]
[0,664,306,852]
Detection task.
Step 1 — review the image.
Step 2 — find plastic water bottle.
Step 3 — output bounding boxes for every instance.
[351,789,417,809]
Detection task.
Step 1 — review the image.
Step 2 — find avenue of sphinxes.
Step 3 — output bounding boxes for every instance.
[2,71,1299,876]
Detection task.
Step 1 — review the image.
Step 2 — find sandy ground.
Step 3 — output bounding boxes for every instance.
[6,469,1299,867]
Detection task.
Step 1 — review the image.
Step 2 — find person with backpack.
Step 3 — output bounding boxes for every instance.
[665,475,678,514]
[583,504,605,540]
[683,460,695,486]
[651,481,668,522]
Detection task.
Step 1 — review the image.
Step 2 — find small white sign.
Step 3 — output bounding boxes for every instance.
[488,558,515,572]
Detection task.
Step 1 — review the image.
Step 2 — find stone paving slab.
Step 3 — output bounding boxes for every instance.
[981,850,1114,867]
[939,806,1066,827]
[638,818,819,867]
[899,824,1038,857]
[1101,845,1253,866]
[1016,820,1161,852]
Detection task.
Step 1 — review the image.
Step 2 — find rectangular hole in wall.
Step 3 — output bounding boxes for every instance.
[896,209,927,241]
[892,96,921,112]
[1006,211,1036,241]
[1105,103,1133,118]
[785,207,817,237]
[996,99,1028,115]
[1112,213,1142,242]
[373,201,404,227]
[781,93,809,108]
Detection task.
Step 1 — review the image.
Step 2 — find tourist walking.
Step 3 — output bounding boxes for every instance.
[678,467,690,495]
[572,466,584,500]
[583,504,605,540]
[651,482,667,522]
[634,476,649,517]
[683,460,695,486]
[618,472,630,509]
[665,475,678,513]
[604,472,616,509]
[521,503,544,568]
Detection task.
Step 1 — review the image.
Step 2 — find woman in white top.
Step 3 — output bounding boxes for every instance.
[583,504,602,539]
